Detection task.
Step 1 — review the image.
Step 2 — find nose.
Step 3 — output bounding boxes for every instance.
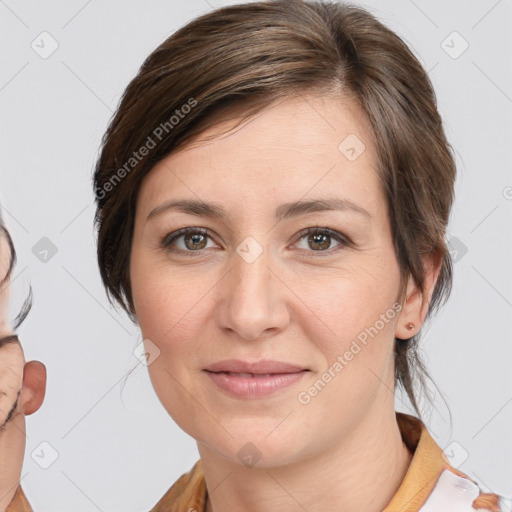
[215,242,290,341]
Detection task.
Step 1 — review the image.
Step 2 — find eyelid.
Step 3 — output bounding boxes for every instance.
[292,226,353,247]
[161,227,212,246]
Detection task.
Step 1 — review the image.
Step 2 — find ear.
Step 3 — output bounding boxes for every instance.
[19,361,46,415]
[395,251,442,340]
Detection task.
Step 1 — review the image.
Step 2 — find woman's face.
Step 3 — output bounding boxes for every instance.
[130,94,407,467]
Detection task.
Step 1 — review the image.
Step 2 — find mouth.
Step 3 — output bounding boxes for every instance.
[203,359,308,374]
[206,371,292,378]
[203,360,309,399]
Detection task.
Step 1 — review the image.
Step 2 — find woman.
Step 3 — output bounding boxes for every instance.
[3,0,506,510]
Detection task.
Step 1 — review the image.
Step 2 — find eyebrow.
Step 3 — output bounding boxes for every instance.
[146,197,371,223]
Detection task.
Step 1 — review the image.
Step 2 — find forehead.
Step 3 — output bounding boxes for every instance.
[137,93,381,217]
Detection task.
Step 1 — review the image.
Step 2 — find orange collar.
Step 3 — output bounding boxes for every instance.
[384,412,451,510]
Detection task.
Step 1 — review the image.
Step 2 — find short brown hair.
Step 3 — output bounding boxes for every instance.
[93,0,456,417]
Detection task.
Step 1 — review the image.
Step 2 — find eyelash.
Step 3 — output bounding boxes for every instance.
[160,226,353,259]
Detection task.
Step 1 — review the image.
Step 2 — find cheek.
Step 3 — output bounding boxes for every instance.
[133,273,198,352]
[131,260,220,399]
[294,269,399,417]
[132,248,191,330]
[131,270,209,432]
[291,254,400,345]
[289,257,401,415]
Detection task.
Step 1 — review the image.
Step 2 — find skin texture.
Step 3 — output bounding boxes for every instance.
[0,233,46,511]
[130,93,441,512]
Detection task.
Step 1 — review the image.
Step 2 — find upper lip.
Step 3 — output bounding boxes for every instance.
[204,359,308,374]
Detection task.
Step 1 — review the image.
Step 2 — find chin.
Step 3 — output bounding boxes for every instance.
[194,420,314,470]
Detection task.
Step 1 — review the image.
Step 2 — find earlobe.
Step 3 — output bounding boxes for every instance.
[395,274,420,340]
[395,252,442,340]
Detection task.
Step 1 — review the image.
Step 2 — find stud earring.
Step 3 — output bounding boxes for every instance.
[406,322,415,331]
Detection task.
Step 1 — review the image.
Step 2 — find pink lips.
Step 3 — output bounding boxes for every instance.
[203,359,309,399]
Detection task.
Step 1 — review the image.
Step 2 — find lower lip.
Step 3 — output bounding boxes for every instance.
[204,370,308,399]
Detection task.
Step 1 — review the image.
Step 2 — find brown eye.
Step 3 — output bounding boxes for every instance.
[294,227,351,257]
[308,231,332,251]
[161,227,216,255]
[182,231,208,250]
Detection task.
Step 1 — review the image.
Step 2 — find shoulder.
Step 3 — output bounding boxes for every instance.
[149,459,207,512]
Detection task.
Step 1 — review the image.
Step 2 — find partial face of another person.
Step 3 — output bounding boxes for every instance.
[130,94,410,467]
[0,229,46,510]
[0,233,23,428]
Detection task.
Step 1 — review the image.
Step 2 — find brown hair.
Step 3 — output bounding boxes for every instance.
[93,0,456,418]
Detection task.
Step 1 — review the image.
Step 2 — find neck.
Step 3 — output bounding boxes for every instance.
[201,409,413,512]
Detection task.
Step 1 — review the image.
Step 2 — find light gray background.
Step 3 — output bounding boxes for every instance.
[0,0,511,510]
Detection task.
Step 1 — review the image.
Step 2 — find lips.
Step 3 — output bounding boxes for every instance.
[203,359,309,399]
